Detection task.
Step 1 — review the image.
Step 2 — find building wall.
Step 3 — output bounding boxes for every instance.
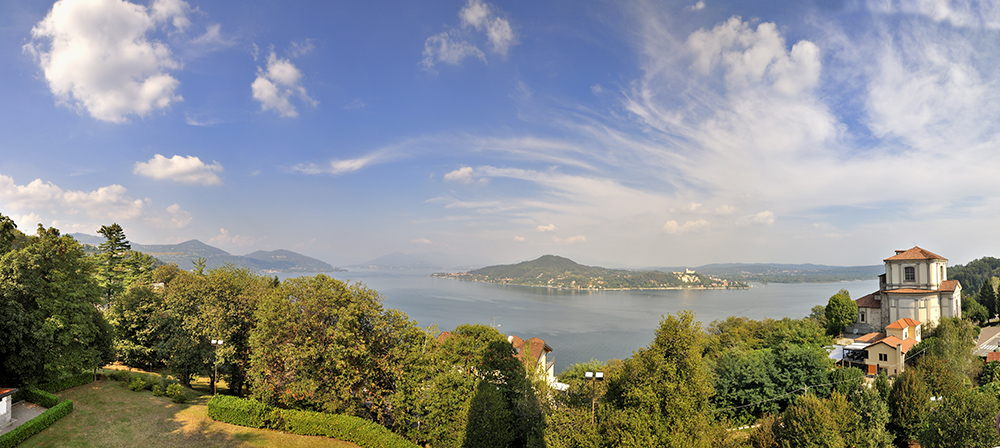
[867,344,904,376]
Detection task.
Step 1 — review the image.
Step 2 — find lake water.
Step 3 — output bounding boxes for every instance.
[278,269,879,374]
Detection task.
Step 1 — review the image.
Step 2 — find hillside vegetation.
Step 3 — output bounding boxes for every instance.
[432,254,746,289]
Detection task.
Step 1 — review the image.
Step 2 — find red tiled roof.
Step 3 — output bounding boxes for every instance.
[886,288,939,294]
[940,279,960,292]
[509,335,551,366]
[988,352,1000,363]
[884,247,947,261]
[856,332,886,343]
[0,388,16,398]
[856,292,881,308]
[867,335,918,353]
[436,331,453,343]
[886,318,921,330]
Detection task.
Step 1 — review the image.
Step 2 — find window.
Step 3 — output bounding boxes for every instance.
[859,311,865,322]
[879,353,888,362]
[905,266,915,282]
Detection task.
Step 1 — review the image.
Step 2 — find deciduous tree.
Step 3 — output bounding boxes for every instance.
[825,289,856,336]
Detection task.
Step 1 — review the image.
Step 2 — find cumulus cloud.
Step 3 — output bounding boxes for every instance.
[662,219,709,234]
[252,51,317,117]
[0,173,186,228]
[536,224,558,232]
[688,1,706,11]
[133,154,223,185]
[444,167,476,183]
[24,0,186,123]
[422,0,515,70]
[513,236,526,242]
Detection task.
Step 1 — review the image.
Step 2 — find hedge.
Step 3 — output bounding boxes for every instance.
[207,395,418,448]
[36,372,94,394]
[0,399,73,448]
[21,388,60,408]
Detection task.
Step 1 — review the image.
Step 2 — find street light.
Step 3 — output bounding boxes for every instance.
[211,339,224,395]
[585,371,604,425]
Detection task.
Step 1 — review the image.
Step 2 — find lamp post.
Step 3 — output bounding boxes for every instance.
[585,371,604,426]
[211,339,224,395]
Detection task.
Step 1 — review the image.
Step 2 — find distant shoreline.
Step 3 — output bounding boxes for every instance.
[431,275,749,291]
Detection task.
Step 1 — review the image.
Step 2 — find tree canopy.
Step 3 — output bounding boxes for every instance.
[825,289,856,335]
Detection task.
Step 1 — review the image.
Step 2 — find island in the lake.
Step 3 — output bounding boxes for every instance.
[431,254,748,290]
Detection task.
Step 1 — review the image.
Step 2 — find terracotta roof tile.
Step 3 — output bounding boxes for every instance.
[886,288,939,294]
[855,292,881,308]
[988,352,1000,363]
[509,335,551,366]
[886,318,921,330]
[867,335,918,352]
[940,279,960,292]
[436,331,453,343]
[856,332,886,343]
[0,388,16,398]
[884,247,947,261]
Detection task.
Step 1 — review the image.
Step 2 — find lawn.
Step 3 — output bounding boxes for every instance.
[18,377,360,448]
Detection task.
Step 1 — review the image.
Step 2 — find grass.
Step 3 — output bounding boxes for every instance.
[18,375,360,448]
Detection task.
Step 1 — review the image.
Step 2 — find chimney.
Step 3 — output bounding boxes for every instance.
[895,250,906,255]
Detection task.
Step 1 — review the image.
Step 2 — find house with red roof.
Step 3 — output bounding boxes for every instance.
[847,247,961,335]
[507,335,555,384]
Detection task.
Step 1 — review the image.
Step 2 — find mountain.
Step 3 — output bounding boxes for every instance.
[69,234,342,273]
[432,255,744,290]
[674,263,883,283]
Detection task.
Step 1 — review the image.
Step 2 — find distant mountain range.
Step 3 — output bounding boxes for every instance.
[431,255,745,290]
[70,233,343,273]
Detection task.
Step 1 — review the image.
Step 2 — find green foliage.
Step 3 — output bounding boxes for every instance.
[847,387,892,448]
[0,399,73,448]
[979,360,1000,386]
[830,367,865,397]
[166,383,186,403]
[873,371,891,400]
[250,274,422,423]
[129,376,146,391]
[206,394,419,448]
[96,223,133,303]
[919,387,1000,448]
[980,279,998,318]
[963,296,990,324]
[156,268,213,387]
[107,285,163,367]
[949,257,1000,298]
[151,384,164,396]
[712,349,779,423]
[602,311,716,447]
[22,386,60,408]
[888,368,930,444]
[922,317,979,382]
[825,289,857,335]
[807,305,827,328]
[37,372,94,393]
[775,393,843,448]
[0,225,110,385]
[462,380,516,448]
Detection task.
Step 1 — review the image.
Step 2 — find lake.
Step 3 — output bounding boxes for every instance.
[278,269,879,374]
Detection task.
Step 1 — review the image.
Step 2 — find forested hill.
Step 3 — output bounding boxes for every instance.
[685,263,883,283]
[948,256,1000,294]
[70,234,342,273]
[431,254,745,289]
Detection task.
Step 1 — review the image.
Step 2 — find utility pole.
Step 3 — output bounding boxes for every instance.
[211,339,224,395]
[585,371,604,425]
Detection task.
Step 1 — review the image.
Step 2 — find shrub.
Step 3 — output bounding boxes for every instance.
[22,387,60,408]
[206,395,418,448]
[151,385,165,397]
[207,394,273,428]
[0,400,73,448]
[37,372,94,393]
[166,384,187,403]
[129,376,146,392]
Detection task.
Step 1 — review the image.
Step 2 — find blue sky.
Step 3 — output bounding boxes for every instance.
[2,0,999,268]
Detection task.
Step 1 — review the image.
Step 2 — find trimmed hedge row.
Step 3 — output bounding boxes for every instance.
[37,372,94,394]
[21,388,60,408]
[0,399,73,448]
[207,395,418,448]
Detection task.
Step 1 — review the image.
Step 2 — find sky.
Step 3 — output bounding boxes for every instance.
[2,0,1000,269]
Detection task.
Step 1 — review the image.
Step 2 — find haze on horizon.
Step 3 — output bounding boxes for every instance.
[2,0,999,269]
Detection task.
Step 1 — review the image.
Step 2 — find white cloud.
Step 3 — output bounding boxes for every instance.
[688,1,706,11]
[513,236,526,242]
[133,154,223,185]
[662,219,709,234]
[422,0,515,70]
[412,237,431,244]
[536,224,558,232]
[565,235,586,244]
[736,211,775,226]
[24,0,185,123]
[444,167,476,183]
[252,51,317,118]
[145,203,192,229]
[209,228,256,247]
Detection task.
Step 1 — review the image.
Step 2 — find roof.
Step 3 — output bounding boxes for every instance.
[0,388,17,398]
[886,318,921,330]
[866,335,918,353]
[886,288,940,294]
[884,246,947,261]
[508,335,552,366]
[436,331,453,343]
[856,292,881,308]
[855,332,886,343]
[989,352,1000,363]
[940,279,960,292]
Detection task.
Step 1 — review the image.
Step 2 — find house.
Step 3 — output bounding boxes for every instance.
[847,247,961,335]
[508,335,555,384]
[0,388,17,429]
[841,318,921,376]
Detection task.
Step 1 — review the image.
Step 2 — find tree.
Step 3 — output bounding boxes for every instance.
[888,368,930,444]
[963,296,989,324]
[807,305,827,329]
[602,311,717,447]
[775,393,843,448]
[106,284,163,367]
[712,349,779,424]
[250,274,423,424]
[156,267,213,386]
[0,225,111,384]
[96,223,132,304]
[980,279,998,319]
[825,289,856,336]
[846,386,892,448]
[920,388,1000,448]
